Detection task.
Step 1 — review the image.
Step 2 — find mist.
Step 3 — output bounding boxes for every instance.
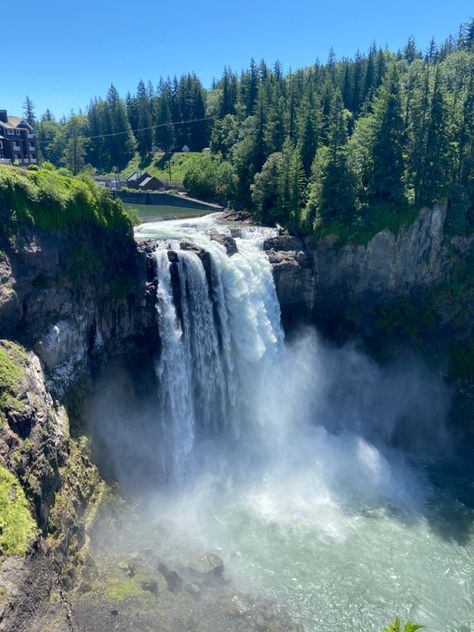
[85,220,466,631]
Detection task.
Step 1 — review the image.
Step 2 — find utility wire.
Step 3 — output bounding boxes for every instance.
[35,115,215,145]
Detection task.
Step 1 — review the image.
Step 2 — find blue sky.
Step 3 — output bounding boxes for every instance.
[3,0,472,118]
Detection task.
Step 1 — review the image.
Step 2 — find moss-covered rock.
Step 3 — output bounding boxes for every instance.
[47,437,104,589]
[0,341,26,422]
[0,164,131,235]
[0,465,37,556]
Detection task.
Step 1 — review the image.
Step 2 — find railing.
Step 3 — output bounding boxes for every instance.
[0,158,12,164]
[27,133,35,139]
[30,158,37,163]
[13,144,21,151]
[28,145,36,151]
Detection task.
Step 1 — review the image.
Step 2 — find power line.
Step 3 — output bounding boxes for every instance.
[35,115,215,145]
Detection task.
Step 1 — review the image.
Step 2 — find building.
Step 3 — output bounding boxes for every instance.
[125,171,150,189]
[0,110,38,166]
[126,171,165,191]
[138,175,164,191]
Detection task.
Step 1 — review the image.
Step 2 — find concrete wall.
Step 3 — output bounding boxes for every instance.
[115,191,222,211]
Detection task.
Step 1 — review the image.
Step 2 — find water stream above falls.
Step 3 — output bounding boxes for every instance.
[90,214,474,631]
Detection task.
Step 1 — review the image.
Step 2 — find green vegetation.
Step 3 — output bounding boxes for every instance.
[114,151,204,181]
[30,18,474,241]
[105,573,159,604]
[0,342,26,420]
[0,164,131,234]
[311,201,419,246]
[0,465,37,556]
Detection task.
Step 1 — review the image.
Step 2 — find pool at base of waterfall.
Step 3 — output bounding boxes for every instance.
[86,214,474,632]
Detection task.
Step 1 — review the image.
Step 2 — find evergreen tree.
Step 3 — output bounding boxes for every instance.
[104,84,135,169]
[364,66,405,203]
[62,116,88,174]
[307,92,357,224]
[417,67,451,204]
[23,96,36,126]
[298,108,318,178]
[136,80,153,156]
[155,96,175,152]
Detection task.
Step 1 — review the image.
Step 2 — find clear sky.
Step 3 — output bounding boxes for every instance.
[3,0,472,118]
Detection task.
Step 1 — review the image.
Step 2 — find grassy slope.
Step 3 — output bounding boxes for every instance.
[107,152,203,182]
[0,164,131,234]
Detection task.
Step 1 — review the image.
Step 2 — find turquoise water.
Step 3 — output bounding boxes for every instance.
[125,202,211,222]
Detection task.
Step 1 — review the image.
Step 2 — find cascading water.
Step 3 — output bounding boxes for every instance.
[152,220,284,479]
[91,213,474,632]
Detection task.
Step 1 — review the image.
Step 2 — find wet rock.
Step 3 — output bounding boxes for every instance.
[188,552,225,579]
[221,209,256,224]
[226,594,251,617]
[185,582,201,600]
[210,233,238,256]
[180,241,202,254]
[157,561,182,592]
[263,237,314,325]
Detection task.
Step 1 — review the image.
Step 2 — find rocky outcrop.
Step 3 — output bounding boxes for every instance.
[263,235,315,325]
[313,204,450,305]
[309,203,474,343]
[0,222,157,397]
[0,341,102,631]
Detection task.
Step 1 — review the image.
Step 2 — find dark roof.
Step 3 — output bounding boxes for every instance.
[127,171,151,182]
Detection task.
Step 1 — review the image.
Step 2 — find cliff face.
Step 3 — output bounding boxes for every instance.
[0,169,158,630]
[265,204,474,435]
[263,235,315,325]
[314,204,450,300]
[0,216,157,398]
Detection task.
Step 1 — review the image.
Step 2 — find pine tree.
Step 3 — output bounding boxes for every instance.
[417,68,451,205]
[104,84,136,169]
[155,96,175,152]
[62,116,88,174]
[308,92,357,224]
[23,96,36,126]
[298,108,318,178]
[136,80,153,156]
[365,66,405,203]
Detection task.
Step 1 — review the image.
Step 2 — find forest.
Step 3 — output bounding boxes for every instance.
[25,18,474,238]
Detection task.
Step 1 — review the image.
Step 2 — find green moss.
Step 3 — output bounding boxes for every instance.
[0,465,37,556]
[0,164,131,235]
[105,576,157,603]
[0,342,26,417]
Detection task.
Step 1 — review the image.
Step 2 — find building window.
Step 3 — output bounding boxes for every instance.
[7,129,14,135]
[0,141,3,148]
[15,129,20,135]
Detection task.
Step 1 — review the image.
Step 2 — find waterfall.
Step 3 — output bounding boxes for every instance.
[154,229,284,480]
